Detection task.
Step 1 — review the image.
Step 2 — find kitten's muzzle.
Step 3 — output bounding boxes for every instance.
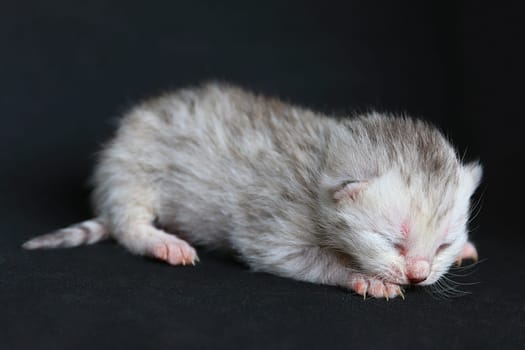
[405,258,430,285]
[407,276,427,284]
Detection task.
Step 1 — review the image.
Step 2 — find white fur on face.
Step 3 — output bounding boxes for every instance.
[330,163,481,286]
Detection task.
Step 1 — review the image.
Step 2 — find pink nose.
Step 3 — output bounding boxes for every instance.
[406,258,430,285]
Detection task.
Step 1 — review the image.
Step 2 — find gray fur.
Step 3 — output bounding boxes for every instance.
[23,82,482,299]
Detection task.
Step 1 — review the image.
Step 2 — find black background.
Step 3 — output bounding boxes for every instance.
[1,1,524,349]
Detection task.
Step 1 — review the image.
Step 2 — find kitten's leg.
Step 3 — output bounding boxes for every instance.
[96,186,197,265]
[115,221,199,266]
[94,156,198,265]
[245,245,402,299]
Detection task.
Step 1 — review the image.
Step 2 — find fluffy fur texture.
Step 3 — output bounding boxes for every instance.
[23,83,482,299]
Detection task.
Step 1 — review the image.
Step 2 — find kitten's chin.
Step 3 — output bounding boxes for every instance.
[417,274,440,286]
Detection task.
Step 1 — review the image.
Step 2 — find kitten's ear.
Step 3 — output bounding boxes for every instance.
[332,180,368,202]
[464,161,483,189]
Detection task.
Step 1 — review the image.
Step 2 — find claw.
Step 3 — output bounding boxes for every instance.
[352,277,403,300]
[399,288,405,300]
[149,235,198,266]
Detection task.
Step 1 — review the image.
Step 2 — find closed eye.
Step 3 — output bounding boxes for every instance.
[394,243,407,256]
[436,243,451,255]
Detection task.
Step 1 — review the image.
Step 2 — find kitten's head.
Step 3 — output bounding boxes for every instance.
[320,116,482,286]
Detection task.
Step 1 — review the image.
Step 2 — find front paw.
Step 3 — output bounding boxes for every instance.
[455,241,478,266]
[351,275,404,300]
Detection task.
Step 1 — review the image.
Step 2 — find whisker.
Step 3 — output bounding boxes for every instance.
[446,269,479,278]
[425,274,473,299]
[468,187,486,225]
[441,275,479,286]
[450,258,487,272]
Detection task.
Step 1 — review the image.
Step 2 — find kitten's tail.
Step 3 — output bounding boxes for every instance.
[22,218,110,250]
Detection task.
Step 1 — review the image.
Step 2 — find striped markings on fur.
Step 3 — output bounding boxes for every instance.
[22,219,109,249]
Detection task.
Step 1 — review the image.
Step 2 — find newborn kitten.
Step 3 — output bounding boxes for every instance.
[23,82,482,299]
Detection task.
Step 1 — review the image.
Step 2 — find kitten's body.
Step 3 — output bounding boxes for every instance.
[23,83,481,298]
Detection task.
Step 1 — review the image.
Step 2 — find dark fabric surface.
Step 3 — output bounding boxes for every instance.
[1,1,524,349]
